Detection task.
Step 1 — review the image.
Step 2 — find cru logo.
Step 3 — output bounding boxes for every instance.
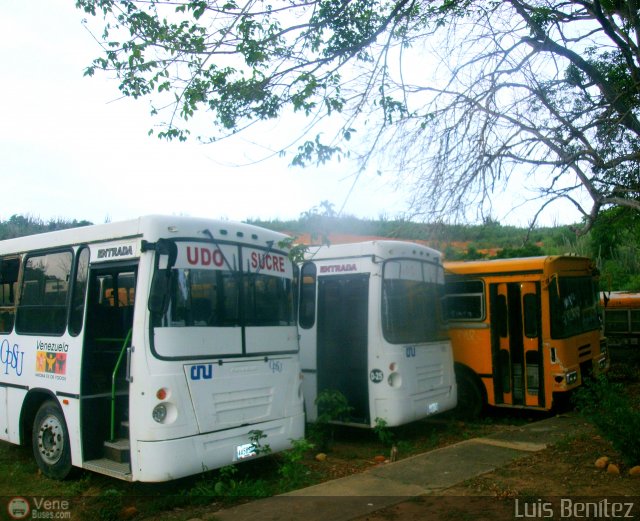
[7,497,30,520]
[190,364,213,380]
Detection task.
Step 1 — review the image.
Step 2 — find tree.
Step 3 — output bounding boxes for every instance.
[76,1,640,230]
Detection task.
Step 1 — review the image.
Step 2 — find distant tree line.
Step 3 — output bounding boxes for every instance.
[3,208,638,292]
[250,201,640,292]
[0,215,92,240]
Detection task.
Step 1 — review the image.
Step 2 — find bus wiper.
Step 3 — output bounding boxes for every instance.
[201,229,236,273]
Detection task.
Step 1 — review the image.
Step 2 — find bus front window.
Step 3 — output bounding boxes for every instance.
[549,276,600,338]
[382,259,445,344]
[151,267,295,326]
[152,268,240,327]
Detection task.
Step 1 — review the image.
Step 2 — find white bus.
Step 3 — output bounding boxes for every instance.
[0,216,304,482]
[298,241,457,427]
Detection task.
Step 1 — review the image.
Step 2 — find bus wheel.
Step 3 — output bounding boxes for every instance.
[455,369,485,419]
[32,401,72,480]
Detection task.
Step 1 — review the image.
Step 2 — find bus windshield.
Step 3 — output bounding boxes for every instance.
[549,276,600,338]
[155,269,294,327]
[155,268,295,327]
[149,241,296,358]
[382,259,444,344]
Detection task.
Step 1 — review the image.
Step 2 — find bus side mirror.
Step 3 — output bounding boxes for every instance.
[148,270,170,315]
[148,239,177,315]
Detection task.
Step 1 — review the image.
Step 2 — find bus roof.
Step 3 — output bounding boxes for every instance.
[305,240,442,263]
[0,215,290,256]
[601,291,640,309]
[444,255,595,277]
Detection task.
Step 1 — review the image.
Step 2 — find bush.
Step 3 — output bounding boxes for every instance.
[308,389,353,451]
[574,376,640,465]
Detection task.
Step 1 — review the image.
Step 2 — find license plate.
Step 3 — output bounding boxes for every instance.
[236,443,256,460]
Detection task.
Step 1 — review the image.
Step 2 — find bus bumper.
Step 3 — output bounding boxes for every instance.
[131,412,305,482]
[373,385,457,427]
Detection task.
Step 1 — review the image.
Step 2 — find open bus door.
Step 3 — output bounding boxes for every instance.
[490,282,544,408]
[316,274,370,425]
[80,264,138,470]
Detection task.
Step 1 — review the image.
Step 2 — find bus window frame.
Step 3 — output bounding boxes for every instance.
[148,238,298,361]
[16,248,74,337]
[0,256,21,334]
[444,278,486,322]
[381,257,446,344]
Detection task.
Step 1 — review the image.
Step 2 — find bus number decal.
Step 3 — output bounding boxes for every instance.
[1,340,24,377]
[405,345,416,358]
[269,360,283,373]
[190,364,213,380]
[369,369,384,384]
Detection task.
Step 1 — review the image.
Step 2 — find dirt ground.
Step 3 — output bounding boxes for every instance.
[349,431,640,521]
[351,375,640,521]
[111,362,640,520]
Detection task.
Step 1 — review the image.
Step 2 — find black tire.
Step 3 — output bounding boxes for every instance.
[32,401,72,480]
[454,368,485,419]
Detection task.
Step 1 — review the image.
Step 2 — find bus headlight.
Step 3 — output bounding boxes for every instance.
[566,371,578,385]
[387,372,402,388]
[152,403,167,423]
[600,340,608,356]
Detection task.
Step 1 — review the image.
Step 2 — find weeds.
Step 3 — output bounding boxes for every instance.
[574,375,640,465]
[308,389,353,451]
[96,488,124,521]
[277,438,315,490]
[373,417,396,447]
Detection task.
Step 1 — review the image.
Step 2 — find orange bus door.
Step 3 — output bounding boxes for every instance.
[520,282,544,408]
[490,283,513,405]
[490,282,544,407]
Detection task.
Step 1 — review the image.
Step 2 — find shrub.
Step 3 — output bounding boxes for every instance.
[574,376,640,465]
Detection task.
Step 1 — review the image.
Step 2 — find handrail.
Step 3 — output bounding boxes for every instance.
[110,329,132,442]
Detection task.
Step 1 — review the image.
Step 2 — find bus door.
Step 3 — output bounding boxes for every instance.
[80,263,138,461]
[490,282,543,408]
[316,274,370,425]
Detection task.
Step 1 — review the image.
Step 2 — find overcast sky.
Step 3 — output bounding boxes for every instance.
[1,1,581,228]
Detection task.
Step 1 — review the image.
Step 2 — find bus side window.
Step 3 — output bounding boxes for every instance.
[631,310,640,333]
[444,280,484,320]
[16,251,73,335]
[69,248,90,336]
[0,257,20,334]
[605,309,629,333]
[299,262,316,329]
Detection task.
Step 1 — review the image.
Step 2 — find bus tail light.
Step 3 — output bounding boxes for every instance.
[153,387,176,424]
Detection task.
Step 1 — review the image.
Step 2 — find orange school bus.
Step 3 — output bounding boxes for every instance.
[444,256,608,415]
[600,291,640,360]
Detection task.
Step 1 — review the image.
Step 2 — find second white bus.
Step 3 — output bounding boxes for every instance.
[298,241,457,427]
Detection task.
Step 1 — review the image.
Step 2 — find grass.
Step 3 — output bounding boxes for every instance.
[4,372,628,520]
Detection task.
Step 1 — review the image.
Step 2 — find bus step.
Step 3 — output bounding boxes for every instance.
[103,438,130,463]
[84,459,132,481]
